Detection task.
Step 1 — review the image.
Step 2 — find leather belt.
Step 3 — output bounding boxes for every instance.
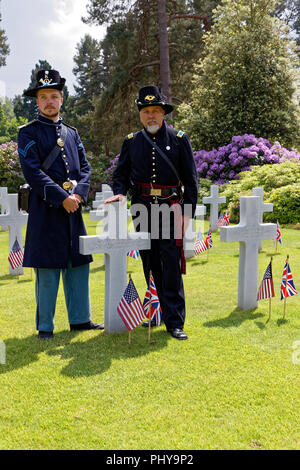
[134,182,180,197]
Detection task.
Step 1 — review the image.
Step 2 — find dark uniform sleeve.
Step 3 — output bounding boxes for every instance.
[112,137,132,196]
[73,131,91,204]
[18,125,68,208]
[179,133,198,218]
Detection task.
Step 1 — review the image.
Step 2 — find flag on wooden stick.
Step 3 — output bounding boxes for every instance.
[280,256,297,300]
[257,259,275,301]
[205,229,213,249]
[194,232,208,255]
[276,221,282,245]
[143,274,162,327]
[223,211,230,226]
[280,255,298,320]
[117,277,146,332]
[257,257,275,322]
[8,238,23,270]
[217,212,224,227]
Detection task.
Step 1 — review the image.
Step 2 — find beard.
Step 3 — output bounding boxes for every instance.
[43,108,59,119]
[146,120,160,134]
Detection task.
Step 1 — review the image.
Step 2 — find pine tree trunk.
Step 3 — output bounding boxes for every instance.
[157,0,171,105]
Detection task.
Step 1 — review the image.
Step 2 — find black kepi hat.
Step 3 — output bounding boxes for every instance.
[24,69,66,97]
[136,85,173,115]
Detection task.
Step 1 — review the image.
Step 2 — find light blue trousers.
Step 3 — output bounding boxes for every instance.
[34,262,91,332]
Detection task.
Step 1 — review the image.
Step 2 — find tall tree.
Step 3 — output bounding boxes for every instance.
[72,35,103,114]
[0,3,9,67]
[82,0,219,153]
[84,0,211,103]
[177,0,300,150]
[158,0,171,102]
[64,35,104,153]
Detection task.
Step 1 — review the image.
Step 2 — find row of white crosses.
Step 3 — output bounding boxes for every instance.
[202,184,273,236]
[90,185,206,259]
[0,189,28,275]
[0,182,277,329]
[83,184,277,332]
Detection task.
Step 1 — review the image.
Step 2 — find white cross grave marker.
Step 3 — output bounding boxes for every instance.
[90,188,114,226]
[92,184,112,209]
[90,188,131,235]
[0,187,9,231]
[203,185,226,232]
[0,193,28,275]
[80,199,150,333]
[252,187,273,251]
[220,196,276,310]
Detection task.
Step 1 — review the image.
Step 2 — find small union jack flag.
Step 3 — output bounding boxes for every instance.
[205,230,213,249]
[127,249,139,260]
[280,259,298,300]
[257,261,275,300]
[143,275,162,326]
[276,221,282,244]
[223,211,229,226]
[8,238,24,269]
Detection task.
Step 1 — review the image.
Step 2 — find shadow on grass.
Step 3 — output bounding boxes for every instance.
[16,278,33,284]
[203,307,264,329]
[89,264,105,274]
[265,252,281,257]
[190,259,208,266]
[277,318,289,326]
[0,327,169,378]
[0,274,15,281]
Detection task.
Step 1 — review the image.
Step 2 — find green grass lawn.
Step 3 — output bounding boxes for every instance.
[0,213,299,450]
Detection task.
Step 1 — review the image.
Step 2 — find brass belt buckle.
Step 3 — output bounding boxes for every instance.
[63,179,74,191]
[150,188,161,196]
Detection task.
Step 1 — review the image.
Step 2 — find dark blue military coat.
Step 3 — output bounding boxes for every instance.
[113,121,198,215]
[18,114,93,268]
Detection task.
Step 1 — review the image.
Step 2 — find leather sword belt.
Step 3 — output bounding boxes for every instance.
[134,182,181,198]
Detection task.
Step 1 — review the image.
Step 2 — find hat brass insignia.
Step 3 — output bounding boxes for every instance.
[39,71,52,85]
[145,95,155,101]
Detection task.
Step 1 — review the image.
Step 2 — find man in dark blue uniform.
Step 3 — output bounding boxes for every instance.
[18,69,103,339]
[105,86,198,340]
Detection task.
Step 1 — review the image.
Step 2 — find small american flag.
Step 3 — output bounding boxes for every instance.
[8,238,24,269]
[217,212,224,227]
[143,275,162,326]
[257,261,275,300]
[280,259,298,300]
[127,249,139,260]
[117,278,146,331]
[194,232,208,255]
[276,221,282,244]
